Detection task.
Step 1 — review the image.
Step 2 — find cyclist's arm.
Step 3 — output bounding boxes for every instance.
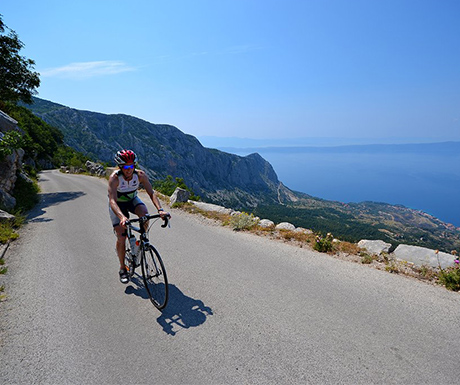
[108,172,129,226]
[138,170,165,214]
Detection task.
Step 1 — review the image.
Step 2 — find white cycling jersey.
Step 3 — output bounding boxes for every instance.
[116,170,140,202]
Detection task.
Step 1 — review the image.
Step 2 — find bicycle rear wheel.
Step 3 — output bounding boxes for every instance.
[141,245,168,309]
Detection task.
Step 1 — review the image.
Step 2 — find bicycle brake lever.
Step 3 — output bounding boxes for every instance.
[161,215,171,228]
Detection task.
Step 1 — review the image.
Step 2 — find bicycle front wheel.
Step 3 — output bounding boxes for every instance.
[141,245,168,309]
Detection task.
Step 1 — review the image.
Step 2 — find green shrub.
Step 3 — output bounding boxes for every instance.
[385,262,400,273]
[360,252,375,264]
[230,212,257,231]
[0,130,23,160]
[437,264,460,291]
[313,233,334,253]
[12,175,40,212]
[153,175,200,201]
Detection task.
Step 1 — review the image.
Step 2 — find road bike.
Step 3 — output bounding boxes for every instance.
[124,213,170,310]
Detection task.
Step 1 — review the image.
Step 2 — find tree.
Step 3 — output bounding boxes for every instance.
[0,15,40,104]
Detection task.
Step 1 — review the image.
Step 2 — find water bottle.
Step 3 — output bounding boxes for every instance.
[129,235,138,257]
[134,240,141,266]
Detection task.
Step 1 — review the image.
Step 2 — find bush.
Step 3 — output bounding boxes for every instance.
[437,263,460,291]
[12,174,39,212]
[153,175,200,201]
[230,212,257,231]
[0,130,23,160]
[313,233,334,253]
[360,252,375,264]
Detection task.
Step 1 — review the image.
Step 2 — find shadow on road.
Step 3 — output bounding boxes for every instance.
[124,279,213,335]
[27,191,86,222]
[156,284,213,336]
[124,275,149,299]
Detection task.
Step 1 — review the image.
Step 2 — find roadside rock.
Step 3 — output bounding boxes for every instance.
[85,161,105,176]
[295,227,313,234]
[0,149,24,210]
[170,187,190,205]
[358,239,392,255]
[258,219,275,228]
[189,201,233,215]
[393,244,455,269]
[276,222,296,231]
[0,209,15,221]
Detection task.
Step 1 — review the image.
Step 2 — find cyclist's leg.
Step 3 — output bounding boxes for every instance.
[114,225,127,269]
[109,201,129,270]
[133,197,148,231]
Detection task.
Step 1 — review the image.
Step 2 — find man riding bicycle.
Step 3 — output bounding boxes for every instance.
[108,149,169,284]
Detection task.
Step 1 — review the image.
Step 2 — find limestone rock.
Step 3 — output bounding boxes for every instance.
[295,227,313,234]
[358,239,392,255]
[276,222,295,231]
[258,219,275,228]
[0,209,15,221]
[189,201,232,214]
[0,148,24,210]
[85,161,105,176]
[393,244,455,269]
[170,187,190,205]
[0,190,15,211]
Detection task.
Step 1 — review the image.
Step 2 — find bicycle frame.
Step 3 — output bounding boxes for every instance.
[124,213,170,309]
[126,213,169,243]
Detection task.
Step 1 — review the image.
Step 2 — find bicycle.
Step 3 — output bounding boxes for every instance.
[124,213,170,310]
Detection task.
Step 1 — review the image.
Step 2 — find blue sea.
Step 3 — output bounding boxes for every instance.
[213,141,460,227]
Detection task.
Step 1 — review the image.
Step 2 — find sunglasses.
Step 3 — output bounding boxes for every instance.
[122,164,135,170]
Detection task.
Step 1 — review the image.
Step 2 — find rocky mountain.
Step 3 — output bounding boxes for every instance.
[26,97,293,208]
[24,97,460,252]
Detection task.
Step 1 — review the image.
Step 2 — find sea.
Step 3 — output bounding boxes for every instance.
[200,139,460,228]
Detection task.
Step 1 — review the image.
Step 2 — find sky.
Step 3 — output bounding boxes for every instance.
[2,0,460,142]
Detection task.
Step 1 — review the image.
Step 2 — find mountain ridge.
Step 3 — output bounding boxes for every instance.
[26,97,295,208]
[24,97,460,251]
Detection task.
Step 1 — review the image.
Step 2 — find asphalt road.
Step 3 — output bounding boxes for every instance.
[1,170,459,384]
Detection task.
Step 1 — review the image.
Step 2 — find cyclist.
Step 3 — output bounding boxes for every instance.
[108,149,168,283]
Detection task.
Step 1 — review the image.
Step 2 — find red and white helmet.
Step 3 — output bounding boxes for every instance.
[114,150,138,166]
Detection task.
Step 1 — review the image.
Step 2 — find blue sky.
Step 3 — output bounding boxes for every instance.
[2,0,460,142]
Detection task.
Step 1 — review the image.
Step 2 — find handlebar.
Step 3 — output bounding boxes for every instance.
[126,213,171,228]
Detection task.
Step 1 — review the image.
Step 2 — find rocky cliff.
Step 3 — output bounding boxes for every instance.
[0,110,22,210]
[26,97,290,208]
[23,98,460,252]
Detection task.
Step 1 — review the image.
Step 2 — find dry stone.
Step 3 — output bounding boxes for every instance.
[276,222,296,231]
[358,239,392,255]
[170,187,190,205]
[393,244,455,269]
[0,209,15,221]
[189,201,232,214]
[258,219,275,228]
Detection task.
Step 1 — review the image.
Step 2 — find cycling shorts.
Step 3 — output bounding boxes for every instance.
[109,196,146,227]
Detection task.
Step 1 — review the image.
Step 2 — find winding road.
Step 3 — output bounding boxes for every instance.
[1,170,459,384]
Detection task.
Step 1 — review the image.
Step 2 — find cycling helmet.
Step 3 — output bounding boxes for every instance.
[114,150,138,166]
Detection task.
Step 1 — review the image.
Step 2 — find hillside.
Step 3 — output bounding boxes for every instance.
[24,97,460,252]
[25,97,293,208]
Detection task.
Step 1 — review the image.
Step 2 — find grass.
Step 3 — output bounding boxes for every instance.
[0,284,5,301]
[360,252,376,264]
[0,221,20,244]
